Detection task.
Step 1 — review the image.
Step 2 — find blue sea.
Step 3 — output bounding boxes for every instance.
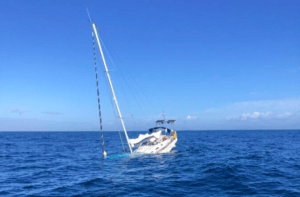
[1,130,300,196]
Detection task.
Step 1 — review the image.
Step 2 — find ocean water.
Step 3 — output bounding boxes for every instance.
[1,131,300,196]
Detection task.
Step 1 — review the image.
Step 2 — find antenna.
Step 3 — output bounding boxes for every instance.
[86,7,92,23]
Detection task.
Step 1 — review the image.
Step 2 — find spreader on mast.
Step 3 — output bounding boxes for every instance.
[91,22,133,154]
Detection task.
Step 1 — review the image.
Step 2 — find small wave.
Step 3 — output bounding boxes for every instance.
[1,131,300,196]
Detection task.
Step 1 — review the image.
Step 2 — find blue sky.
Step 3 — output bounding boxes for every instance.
[0,0,299,131]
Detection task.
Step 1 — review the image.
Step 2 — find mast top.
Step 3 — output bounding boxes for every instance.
[86,8,92,23]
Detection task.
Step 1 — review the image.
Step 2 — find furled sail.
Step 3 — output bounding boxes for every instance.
[129,131,162,148]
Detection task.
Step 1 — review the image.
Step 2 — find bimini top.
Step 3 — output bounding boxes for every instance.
[149,127,171,133]
[156,120,165,124]
[167,120,176,124]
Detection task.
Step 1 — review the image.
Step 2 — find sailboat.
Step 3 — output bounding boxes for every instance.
[88,14,177,157]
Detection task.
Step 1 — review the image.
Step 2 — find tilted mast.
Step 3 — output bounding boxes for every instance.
[91,22,133,154]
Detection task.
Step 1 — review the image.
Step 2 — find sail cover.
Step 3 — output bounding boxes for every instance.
[129,130,162,148]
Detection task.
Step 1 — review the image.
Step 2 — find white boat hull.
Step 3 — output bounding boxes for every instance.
[135,137,177,154]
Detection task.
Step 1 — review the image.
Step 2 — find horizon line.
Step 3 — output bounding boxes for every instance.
[1,129,300,132]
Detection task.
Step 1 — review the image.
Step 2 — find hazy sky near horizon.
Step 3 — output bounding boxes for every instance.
[0,0,299,131]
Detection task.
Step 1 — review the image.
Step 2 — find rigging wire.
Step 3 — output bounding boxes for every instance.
[97,31,157,112]
[103,75,127,152]
[98,48,127,153]
[94,25,160,153]
[97,33,151,122]
[108,46,157,112]
[96,33,142,133]
[96,35,127,153]
[97,34,138,114]
[90,15,134,153]
[92,31,106,157]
